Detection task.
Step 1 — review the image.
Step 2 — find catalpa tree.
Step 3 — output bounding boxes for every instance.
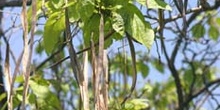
[0,0,220,110]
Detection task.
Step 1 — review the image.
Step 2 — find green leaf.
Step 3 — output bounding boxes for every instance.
[112,12,125,36]
[142,23,155,50]
[83,14,115,50]
[0,93,6,102]
[15,75,24,83]
[182,62,205,89]
[29,80,50,98]
[137,0,172,11]
[206,67,217,80]
[191,23,206,39]
[78,1,95,22]
[104,0,129,10]
[0,99,7,110]
[36,42,44,55]
[46,93,62,109]
[128,14,154,49]
[28,93,37,104]
[61,84,70,93]
[49,79,70,94]
[68,1,95,22]
[45,1,60,13]
[51,0,64,9]
[216,17,220,25]
[124,99,149,110]
[68,3,80,22]
[110,54,125,73]
[143,84,153,93]
[43,12,65,54]
[122,4,154,49]
[30,79,61,109]
[152,60,164,73]
[182,69,196,90]
[137,62,149,78]
[209,26,219,41]
[103,18,116,47]
[83,14,100,47]
[27,0,42,31]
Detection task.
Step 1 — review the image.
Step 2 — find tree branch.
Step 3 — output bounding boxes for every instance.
[0,0,32,7]
[164,1,220,25]
[184,79,220,106]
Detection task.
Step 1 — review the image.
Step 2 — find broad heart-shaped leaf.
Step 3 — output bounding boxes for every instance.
[191,23,206,39]
[43,11,65,54]
[119,4,155,50]
[29,80,50,98]
[29,79,61,109]
[137,0,172,11]
[77,0,95,22]
[83,14,100,47]
[68,2,80,22]
[68,0,95,22]
[111,11,125,36]
[82,14,114,48]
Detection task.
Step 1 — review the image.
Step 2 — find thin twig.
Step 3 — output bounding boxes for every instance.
[0,10,20,16]
[48,30,115,69]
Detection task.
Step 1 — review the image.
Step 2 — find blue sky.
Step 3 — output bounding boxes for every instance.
[1,0,220,109]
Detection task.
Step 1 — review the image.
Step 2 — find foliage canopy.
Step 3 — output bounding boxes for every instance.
[0,0,220,110]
